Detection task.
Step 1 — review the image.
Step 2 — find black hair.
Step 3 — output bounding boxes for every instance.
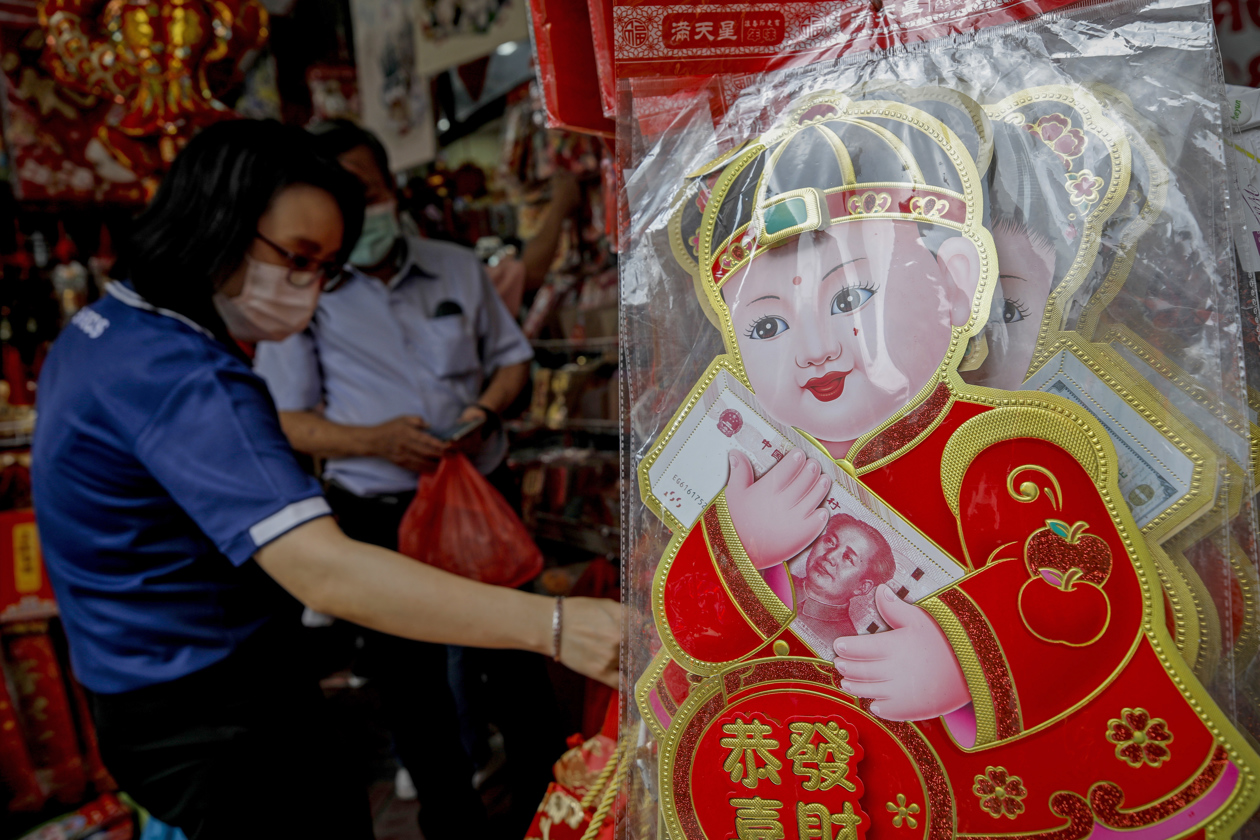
[820,513,896,586]
[308,119,394,190]
[124,119,366,352]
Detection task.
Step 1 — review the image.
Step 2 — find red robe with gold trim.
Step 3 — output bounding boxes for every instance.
[642,384,1251,838]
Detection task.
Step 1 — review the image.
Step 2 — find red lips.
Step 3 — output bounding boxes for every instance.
[805,371,849,402]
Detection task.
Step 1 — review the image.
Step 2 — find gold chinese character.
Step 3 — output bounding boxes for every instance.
[722,717,783,788]
[788,721,855,792]
[732,797,785,840]
[798,801,862,840]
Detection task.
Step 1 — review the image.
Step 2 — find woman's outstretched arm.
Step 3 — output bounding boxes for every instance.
[256,516,620,687]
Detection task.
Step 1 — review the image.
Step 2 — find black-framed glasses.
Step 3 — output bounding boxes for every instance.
[254,232,344,288]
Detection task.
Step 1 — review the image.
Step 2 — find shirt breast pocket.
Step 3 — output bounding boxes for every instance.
[422,314,480,378]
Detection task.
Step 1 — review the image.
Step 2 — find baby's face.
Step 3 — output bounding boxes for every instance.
[805,522,880,604]
[724,219,975,452]
[970,220,1056,390]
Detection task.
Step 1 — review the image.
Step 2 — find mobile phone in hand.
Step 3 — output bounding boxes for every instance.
[434,415,486,442]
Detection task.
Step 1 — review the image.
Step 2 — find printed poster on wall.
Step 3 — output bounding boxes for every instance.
[349,0,437,170]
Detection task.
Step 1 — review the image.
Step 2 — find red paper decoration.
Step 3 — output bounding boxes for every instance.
[0,0,268,203]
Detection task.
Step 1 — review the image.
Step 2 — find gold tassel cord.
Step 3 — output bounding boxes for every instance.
[581,739,629,840]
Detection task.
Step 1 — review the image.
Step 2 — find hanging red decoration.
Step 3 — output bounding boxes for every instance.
[4,0,268,201]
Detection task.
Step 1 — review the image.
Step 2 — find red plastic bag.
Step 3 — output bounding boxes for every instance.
[398,454,543,589]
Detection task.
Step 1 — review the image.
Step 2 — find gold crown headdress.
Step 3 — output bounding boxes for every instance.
[668,89,998,370]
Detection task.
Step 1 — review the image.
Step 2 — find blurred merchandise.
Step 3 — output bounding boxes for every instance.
[306,64,361,122]
[2,0,267,203]
[0,452,32,511]
[3,622,87,806]
[50,225,88,321]
[1228,84,1260,130]
[524,0,613,136]
[1217,3,1260,86]
[523,700,624,840]
[14,793,133,839]
[438,39,534,124]
[515,450,618,532]
[0,663,45,812]
[585,0,614,119]
[412,0,529,77]
[0,509,54,626]
[0,590,118,823]
[233,52,284,121]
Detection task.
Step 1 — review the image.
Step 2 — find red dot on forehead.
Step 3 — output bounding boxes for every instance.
[792,276,803,286]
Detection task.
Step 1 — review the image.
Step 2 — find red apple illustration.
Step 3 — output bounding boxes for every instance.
[1023,520,1112,583]
[1019,568,1110,646]
[1018,521,1112,646]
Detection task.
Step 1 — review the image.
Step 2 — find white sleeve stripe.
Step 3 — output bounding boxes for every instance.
[249,497,332,547]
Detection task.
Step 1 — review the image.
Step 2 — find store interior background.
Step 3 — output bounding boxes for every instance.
[0,0,1255,835]
[0,0,621,834]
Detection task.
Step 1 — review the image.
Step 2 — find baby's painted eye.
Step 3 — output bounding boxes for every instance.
[747,316,790,340]
[831,287,875,314]
[1002,299,1028,324]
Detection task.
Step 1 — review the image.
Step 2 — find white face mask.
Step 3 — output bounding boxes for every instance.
[213,257,321,343]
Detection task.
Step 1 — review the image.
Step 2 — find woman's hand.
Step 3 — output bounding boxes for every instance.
[258,519,623,685]
[559,597,622,688]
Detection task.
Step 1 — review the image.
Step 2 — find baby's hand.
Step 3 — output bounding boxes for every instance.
[725,449,830,570]
[833,585,972,721]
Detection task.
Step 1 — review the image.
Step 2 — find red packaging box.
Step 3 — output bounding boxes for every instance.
[528,0,616,136]
[0,510,57,623]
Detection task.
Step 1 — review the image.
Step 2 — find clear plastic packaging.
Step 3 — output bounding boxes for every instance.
[615,0,1260,837]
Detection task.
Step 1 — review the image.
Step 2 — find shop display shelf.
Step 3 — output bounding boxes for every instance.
[507,417,621,435]
[0,412,35,451]
[530,336,619,352]
[532,512,620,557]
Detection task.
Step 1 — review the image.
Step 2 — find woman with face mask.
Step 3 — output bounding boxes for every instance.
[29,120,620,840]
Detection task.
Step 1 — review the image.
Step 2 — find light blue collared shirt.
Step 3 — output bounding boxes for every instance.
[255,235,534,496]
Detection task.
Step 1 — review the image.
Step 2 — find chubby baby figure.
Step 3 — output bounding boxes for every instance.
[718,214,983,721]
[643,88,1258,840]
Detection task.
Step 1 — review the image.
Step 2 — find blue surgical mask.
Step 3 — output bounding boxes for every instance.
[349,201,401,267]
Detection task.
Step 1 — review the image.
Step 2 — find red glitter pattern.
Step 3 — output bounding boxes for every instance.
[1025,527,1113,584]
[938,589,1021,739]
[860,699,954,840]
[670,693,727,838]
[723,658,844,696]
[703,507,782,639]
[854,384,952,468]
[965,792,1095,840]
[659,680,679,716]
[1088,745,1229,828]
